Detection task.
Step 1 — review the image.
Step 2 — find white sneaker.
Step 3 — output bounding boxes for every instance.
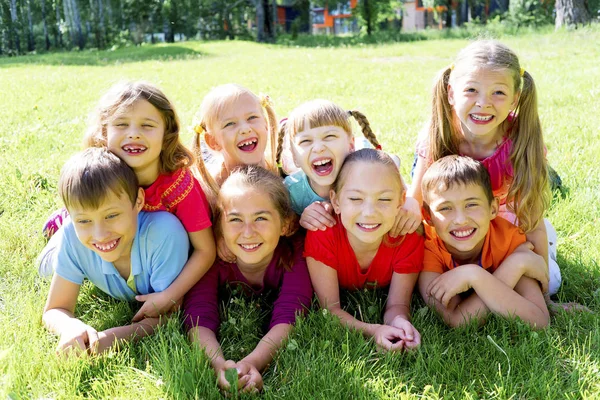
[37,230,60,278]
[545,219,561,295]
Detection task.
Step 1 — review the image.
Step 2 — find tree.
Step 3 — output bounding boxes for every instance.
[41,0,51,50]
[9,0,20,53]
[26,0,34,51]
[555,0,591,28]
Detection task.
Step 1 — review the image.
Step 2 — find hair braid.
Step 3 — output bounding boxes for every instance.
[349,110,380,149]
[275,119,287,168]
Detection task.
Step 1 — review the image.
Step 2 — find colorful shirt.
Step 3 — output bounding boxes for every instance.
[143,168,212,232]
[183,236,313,332]
[422,216,526,274]
[284,170,326,215]
[304,218,424,289]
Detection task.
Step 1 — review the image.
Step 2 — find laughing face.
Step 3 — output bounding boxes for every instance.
[292,125,354,198]
[426,182,499,263]
[220,187,285,271]
[106,99,165,186]
[331,161,404,249]
[70,188,144,268]
[448,67,519,143]
[205,93,269,169]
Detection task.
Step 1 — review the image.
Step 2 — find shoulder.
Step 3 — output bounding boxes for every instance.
[284,170,308,188]
[139,211,186,239]
[490,216,525,242]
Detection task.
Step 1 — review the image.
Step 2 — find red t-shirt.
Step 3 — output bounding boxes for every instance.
[423,216,526,274]
[143,168,212,233]
[304,220,424,290]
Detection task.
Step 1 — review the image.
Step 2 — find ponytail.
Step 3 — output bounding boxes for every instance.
[260,94,280,175]
[429,66,458,162]
[191,124,221,217]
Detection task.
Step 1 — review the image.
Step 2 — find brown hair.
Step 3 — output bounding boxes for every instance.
[275,99,380,169]
[421,155,494,208]
[84,81,195,175]
[216,165,296,271]
[59,148,138,211]
[191,84,278,203]
[427,40,549,232]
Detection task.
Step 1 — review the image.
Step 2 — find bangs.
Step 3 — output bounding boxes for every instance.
[287,99,351,137]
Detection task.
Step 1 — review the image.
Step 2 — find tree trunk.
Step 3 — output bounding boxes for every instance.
[26,0,34,51]
[255,0,265,42]
[70,0,85,49]
[9,0,20,53]
[97,0,106,48]
[55,0,63,48]
[363,0,373,35]
[555,0,591,28]
[445,0,452,28]
[119,0,125,30]
[41,0,51,49]
[271,0,277,40]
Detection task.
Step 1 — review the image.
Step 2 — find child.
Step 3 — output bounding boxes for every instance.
[41,81,216,321]
[184,166,313,393]
[277,99,421,236]
[418,155,550,328]
[42,148,190,356]
[408,40,562,295]
[304,148,424,352]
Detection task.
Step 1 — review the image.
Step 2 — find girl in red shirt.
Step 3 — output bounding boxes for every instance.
[304,148,424,352]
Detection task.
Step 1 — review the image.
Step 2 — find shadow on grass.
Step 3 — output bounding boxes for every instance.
[0,44,207,68]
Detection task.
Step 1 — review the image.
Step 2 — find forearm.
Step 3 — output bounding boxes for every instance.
[383,303,411,326]
[163,249,215,301]
[329,306,380,338]
[241,323,292,372]
[101,317,162,345]
[526,223,549,266]
[42,308,77,335]
[188,326,226,369]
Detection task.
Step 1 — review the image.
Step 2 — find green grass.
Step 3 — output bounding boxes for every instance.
[1,26,600,399]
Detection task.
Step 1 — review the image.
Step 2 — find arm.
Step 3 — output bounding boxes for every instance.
[407,155,428,206]
[133,227,216,321]
[299,201,336,232]
[525,220,549,270]
[307,257,406,351]
[385,272,421,349]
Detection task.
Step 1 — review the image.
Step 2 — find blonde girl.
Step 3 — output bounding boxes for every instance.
[408,40,562,295]
[184,166,312,393]
[305,148,424,352]
[41,81,216,320]
[277,99,422,235]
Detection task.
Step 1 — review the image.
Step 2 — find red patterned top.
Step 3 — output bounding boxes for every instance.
[143,168,212,233]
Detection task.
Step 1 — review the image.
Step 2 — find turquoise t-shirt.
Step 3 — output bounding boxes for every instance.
[284,170,326,216]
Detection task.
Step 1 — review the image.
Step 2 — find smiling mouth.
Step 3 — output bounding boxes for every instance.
[238,138,258,152]
[312,158,333,176]
[450,228,476,239]
[470,114,494,123]
[93,238,120,252]
[356,223,381,232]
[122,145,147,154]
[238,243,262,252]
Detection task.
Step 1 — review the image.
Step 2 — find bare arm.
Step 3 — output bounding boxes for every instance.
[525,221,549,269]
[385,272,421,349]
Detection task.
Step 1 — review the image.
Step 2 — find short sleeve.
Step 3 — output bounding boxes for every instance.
[422,241,448,274]
[172,173,212,233]
[391,233,424,274]
[303,228,338,270]
[183,261,222,332]
[54,225,86,285]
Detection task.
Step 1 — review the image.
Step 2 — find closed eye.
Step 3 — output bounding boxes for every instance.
[379,198,392,202]
[248,115,259,121]
[228,217,242,223]
[76,219,91,224]
[106,213,120,219]
[223,121,235,128]
[493,90,506,96]
[256,216,267,221]
[298,139,311,145]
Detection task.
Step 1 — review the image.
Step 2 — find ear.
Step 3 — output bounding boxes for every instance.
[329,189,341,215]
[204,132,222,151]
[421,203,432,224]
[447,84,455,106]
[511,90,521,109]
[348,136,355,152]
[280,216,298,237]
[135,188,145,212]
[489,197,500,220]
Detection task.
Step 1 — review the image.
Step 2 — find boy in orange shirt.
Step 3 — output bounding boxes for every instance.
[418,155,549,329]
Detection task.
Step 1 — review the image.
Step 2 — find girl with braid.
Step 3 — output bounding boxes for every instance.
[277,99,421,235]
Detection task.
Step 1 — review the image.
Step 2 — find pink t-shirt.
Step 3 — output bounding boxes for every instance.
[143,168,212,233]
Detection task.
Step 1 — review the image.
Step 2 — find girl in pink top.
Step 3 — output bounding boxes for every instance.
[407,40,562,296]
[184,166,312,394]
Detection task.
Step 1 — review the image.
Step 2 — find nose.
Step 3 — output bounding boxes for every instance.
[93,221,110,241]
[239,120,252,135]
[362,199,376,217]
[312,139,325,153]
[127,125,141,139]
[453,209,468,224]
[242,222,255,238]
[475,93,491,108]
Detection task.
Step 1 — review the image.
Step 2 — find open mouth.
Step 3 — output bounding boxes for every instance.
[311,158,334,176]
[237,138,258,152]
[93,238,120,252]
[122,144,147,155]
[450,228,476,240]
[356,223,381,232]
[470,114,494,123]
[238,243,262,252]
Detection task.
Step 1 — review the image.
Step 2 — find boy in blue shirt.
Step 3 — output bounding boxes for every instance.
[42,148,189,356]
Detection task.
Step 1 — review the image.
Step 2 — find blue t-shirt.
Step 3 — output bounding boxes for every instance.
[54,211,189,301]
[284,170,326,216]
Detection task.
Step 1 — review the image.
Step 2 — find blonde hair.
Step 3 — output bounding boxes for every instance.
[191,84,279,207]
[84,81,195,175]
[275,99,380,171]
[427,40,549,233]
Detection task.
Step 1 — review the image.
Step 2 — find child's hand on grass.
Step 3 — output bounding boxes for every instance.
[132,291,177,322]
[57,318,98,357]
[390,197,422,237]
[387,316,421,350]
[428,265,479,307]
[299,201,336,231]
[217,360,263,393]
[88,330,115,355]
[373,324,408,352]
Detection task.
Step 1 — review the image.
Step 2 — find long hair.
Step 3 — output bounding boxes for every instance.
[216,166,296,271]
[427,40,549,232]
[84,81,195,175]
[275,99,380,170]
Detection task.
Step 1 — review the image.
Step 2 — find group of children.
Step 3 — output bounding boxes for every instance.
[39,40,570,392]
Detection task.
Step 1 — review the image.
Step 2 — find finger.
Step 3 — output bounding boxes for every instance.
[132,308,145,322]
[135,294,148,303]
[300,216,322,232]
[87,329,100,355]
[441,291,452,307]
[237,373,251,389]
[388,339,405,352]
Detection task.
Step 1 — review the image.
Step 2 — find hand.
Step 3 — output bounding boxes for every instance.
[372,324,407,352]
[505,242,549,293]
[387,316,421,350]
[132,291,176,322]
[89,330,116,355]
[56,318,98,357]
[299,201,336,231]
[217,235,236,263]
[390,197,422,237]
[216,360,263,393]
[427,265,480,307]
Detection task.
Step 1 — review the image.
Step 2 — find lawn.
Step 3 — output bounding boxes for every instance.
[1,27,599,399]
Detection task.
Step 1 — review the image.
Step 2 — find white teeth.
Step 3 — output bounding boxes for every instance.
[240,243,260,250]
[123,146,146,153]
[312,158,331,166]
[471,114,493,121]
[358,223,379,229]
[95,239,118,251]
[452,228,474,238]
[238,138,257,147]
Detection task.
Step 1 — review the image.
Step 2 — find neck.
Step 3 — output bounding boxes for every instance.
[346,231,383,259]
[308,178,331,199]
[135,164,160,187]
[112,255,132,280]
[236,252,275,284]
[459,125,505,158]
[449,241,485,266]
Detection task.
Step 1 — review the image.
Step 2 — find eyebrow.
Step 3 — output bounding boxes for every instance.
[345,189,395,195]
[227,210,273,217]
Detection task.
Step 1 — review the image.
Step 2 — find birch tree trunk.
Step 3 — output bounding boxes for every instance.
[26,0,35,51]
[55,0,63,48]
[255,0,265,42]
[555,0,591,28]
[41,0,51,49]
[9,0,20,53]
